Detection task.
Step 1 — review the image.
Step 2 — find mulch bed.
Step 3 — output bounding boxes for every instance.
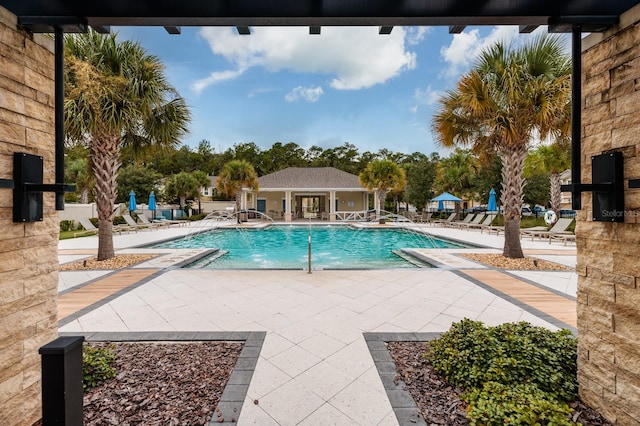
[60,255,157,271]
[461,253,573,271]
[387,341,612,426]
[81,341,241,425]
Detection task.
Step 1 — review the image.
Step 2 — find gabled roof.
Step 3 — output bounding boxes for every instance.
[259,167,364,190]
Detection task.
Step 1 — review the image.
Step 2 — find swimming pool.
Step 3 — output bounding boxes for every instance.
[152,225,468,269]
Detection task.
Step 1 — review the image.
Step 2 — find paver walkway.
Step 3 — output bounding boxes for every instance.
[57,223,578,425]
[58,269,160,320]
[459,269,577,328]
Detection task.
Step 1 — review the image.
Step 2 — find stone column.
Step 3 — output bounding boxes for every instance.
[578,4,640,424]
[0,7,59,425]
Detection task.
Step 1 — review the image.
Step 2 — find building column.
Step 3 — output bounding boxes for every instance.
[373,190,379,218]
[284,191,292,222]
[240,189,248,210]
[329,191,336,222]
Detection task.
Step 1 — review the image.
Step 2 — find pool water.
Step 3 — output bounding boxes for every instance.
[153,225,468,269]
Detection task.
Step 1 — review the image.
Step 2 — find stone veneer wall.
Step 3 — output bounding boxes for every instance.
[0,6,59,426]
[579,4,640,425]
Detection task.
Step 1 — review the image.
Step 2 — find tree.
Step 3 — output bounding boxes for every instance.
[116,164,162,204]
[435,150,478,203]
[432,35,571,258]
[216,160,259,220]
[403,153,437,212]
[359,159,406,221]
[65,30,190,260]
[191,170,211,213]
[65,157,95,204]
[525,144,570,215]
[165,172,204,210]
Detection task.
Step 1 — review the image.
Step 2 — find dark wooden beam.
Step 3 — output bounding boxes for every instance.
[5,0,636,33]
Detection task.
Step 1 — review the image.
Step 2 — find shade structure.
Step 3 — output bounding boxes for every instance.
[148,191,157,218]
[128,190,137,212]
[438,200,444,211]
[431,192,462,202]
[487,188,498,212]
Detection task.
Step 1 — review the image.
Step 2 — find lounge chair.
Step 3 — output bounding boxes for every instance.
[74,218,99,238]
[122,213,157,231]
[464,214,496,230]
[139,215,171,228]
[449,213,484,229]
[446,213,475,228]
[550,233,576,245]
[153,217,188,227]
[520,218,574,241]
[413,212,432,223]
[432,212,457,226]
[74,218,134,237]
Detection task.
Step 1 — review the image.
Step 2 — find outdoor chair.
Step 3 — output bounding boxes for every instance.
[431,212,457,226]
[520,218,574,241]
[463,214,496,230]
[74,218,99,238]
[74,218,134,237]
[414,212,432,223]
[122,213,157,231]
[153,217,188,227]
[139,215,170,228]
[445,213,482,228]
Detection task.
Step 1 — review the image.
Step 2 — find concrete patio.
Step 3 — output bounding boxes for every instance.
[58,221,577,425]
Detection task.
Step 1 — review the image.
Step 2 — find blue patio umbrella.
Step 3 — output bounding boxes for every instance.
[128,190,137,213]
[148,191,157,219]
[487,188,498,212]
[431,192,463,202]
[431,192,462,212]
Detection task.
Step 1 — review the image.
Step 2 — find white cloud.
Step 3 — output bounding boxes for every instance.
[192,68,246,94]
[194,26,417,93]
[406,27,431,45]
[285,86,324,103]
[439,26,521,78]
[248,87,275,98]
[410,85,441,114]
[414,85,441,106]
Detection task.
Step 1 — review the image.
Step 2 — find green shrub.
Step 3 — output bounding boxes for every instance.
[60,220,75,232]
[427,319,579,424]
[83,344,116,390]
[184,213,206,221]
[428,319,578,401]
[466,382,574,426]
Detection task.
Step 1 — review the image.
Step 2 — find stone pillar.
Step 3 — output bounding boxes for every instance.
[578,4,640,424]
[0,6,59,425]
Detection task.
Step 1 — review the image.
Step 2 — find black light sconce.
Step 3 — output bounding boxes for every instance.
[12,152,75,222]
[561,152,624,222]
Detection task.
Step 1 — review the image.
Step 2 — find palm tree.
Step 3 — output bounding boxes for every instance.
[64,30,190,260]
[216,160,259,221]
[359,159,406,221]
[65,157,95,204]
[432,35,571,258]
[165,172,201,210]
[435,150,478,202]
[525,144,571,215]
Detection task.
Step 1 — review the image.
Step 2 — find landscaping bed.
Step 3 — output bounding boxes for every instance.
[43,341,243,425]
[387,320,611,426]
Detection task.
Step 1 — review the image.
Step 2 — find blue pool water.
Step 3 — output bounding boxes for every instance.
[152,225,468,269]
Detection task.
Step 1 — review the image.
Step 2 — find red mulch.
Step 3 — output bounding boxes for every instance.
[34,341,242,426]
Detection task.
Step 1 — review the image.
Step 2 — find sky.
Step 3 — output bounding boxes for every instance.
[114,25,567,156]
